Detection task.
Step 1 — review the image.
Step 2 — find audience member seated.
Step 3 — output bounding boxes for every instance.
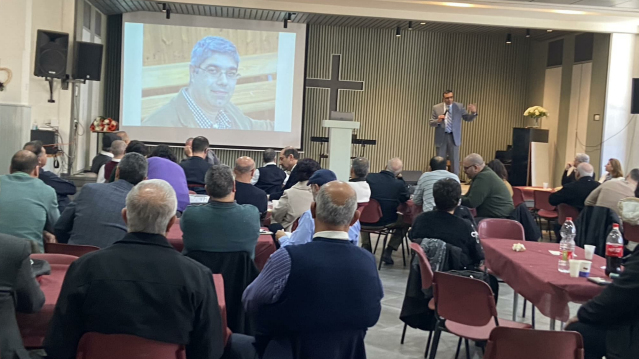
[461,153,514,220]
[276,169,361,247]
[413,156,459,212]
[54,153,148,248]
[89,133,118,174]
[23,140,76,213]
[269,147,300,200]
[0,151,59,252]
[147,145,190,213]
[348,157,372,203]
[181,165,261,257]
[563,153,593,186]
[185,136,220,165]
[549,163,600,211]
[252,148,287,195]
[564,246,639,359]
[234,156,268,216]
[97,140,125,183]
[243,182,383,359]
[180,136,213,195]
[487,159,513,196]
[44,180,225,359]
[410,178,484,268]
[107,140,149,183]
[114,130,130,145]
[0,233,45,359]
[361,158,411,264]
[599,158,624,183]
[271,158,320,231]
[586,168,638,216]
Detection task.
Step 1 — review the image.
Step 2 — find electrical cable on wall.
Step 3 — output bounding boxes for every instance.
[575,114,637,151]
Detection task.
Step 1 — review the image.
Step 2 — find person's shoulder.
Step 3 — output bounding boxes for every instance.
[237,202,260,215]
[0,233,31,259]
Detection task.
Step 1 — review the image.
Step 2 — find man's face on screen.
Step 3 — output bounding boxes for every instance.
[191,53,239,111]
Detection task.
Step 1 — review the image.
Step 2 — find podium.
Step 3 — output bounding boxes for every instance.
[322,119,360,181]
[510,128,549,186]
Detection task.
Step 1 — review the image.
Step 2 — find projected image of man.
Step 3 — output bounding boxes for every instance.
[144,36,274,131]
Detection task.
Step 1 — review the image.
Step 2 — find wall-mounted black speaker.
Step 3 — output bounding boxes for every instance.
[73,41,104,81]
[34,30,69,79]
[632,78,639,114]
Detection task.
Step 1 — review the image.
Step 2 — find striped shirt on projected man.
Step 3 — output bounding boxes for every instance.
[413,156,460,213]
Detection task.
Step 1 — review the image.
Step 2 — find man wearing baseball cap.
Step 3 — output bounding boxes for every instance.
[275,169,361,247]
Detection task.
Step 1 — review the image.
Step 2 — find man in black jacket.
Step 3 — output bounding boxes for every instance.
[550,163,600,211]
[44,180,225,359]
[565,248,639,359]
[562,153,592,186]
[361,158,410,264]
[269,147,300,200]
[253,148,287,195]
[24,141,76,213]
[180,136,213,194]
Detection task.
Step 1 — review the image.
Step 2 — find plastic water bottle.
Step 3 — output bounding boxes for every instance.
[605,224,624,277]
[558,218,576,273]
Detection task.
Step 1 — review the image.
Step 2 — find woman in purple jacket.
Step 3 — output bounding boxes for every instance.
[148,145,190,213]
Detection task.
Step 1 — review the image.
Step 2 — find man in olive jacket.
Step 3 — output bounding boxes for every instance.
[461,153,514,220]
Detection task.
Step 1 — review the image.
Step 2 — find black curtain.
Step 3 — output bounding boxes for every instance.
[103,14,122,121]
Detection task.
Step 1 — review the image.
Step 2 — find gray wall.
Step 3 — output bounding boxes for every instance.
[586,34,610,174]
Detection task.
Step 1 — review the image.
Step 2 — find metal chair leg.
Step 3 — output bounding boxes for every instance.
[428,328,442,359]
[400,323,407,344]
[532,304,536,329]
[522,300,527,318]
[401,230,407,267]
[373,232,381,254]
[454,337,462,359]
[378,232,389,270]
[424,331,433,358]
[465,339,471,359]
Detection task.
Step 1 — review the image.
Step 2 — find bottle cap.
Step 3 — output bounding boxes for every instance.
[613,223,619,228]
[566,217,572,221]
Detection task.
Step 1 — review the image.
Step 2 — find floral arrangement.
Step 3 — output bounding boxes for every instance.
[90,116,118,132]
[524,106,549,119]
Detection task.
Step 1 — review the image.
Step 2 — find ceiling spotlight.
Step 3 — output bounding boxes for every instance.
[283,16,288,29]
[526,29,531,38]
[420,22,426,25]
[166,7,171,19]
[161,3,167,12]
[547,29,553,33]
[442,2,474,7]
[506,33,512,44]
[552,9,586,15]
[287,12,292,22]
[396,26,401,37]
[409,21,413,30]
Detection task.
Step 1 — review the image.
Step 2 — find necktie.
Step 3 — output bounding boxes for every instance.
[445,105,452,133]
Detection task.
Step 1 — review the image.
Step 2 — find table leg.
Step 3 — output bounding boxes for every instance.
[550,319,556,330]
[512,292,519,322]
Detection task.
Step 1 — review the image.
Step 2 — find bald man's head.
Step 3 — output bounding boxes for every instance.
[312,181,359,231]
[234,156,256,183]
[463,153,485,179]
[576,162,594,179]
[10,150,40,177]
[386,157,403,176]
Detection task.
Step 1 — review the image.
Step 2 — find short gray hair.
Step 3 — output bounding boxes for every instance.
[205,165,234,199]
[575,153,590,164]
[263,149,277,163]
[577,163,594,177]
[386,158,403,176]
[352,157,370,178]
[465,153,485,166]
[118,153,148,185]
[111,140,127,157]
[125,179,177,234]
[315,182,358,227]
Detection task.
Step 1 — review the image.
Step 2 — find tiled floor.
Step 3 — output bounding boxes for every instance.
[365,244,580,359]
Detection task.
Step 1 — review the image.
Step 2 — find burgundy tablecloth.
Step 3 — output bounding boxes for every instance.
[514,186,554,201]
[166,225,276,271]
[482,239,606,322]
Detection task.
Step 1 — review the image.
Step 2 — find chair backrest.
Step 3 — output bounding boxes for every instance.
[432,271,497,327]
[477,219,525,241]
[484,327,584,359]
[359,198,383,224]
[624,221,639,243]
[533,190,555,211]
[44,243,99,257]
[409,242,434,290]
[30,253,78,265]
[356,202,369,214]
[512,187,525,208]
[557,204,581,225]
[76,333,186,359]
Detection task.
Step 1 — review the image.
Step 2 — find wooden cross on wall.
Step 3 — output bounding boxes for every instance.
[306,54,364,112]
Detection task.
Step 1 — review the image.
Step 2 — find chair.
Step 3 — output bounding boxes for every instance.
[359,199,392,270]
[76,333,186,359]
[533,190,558,241]
[623,221,639,243]
[484,327,584,359]
[477,219,525,240]
[428,272,531,359]
[512,187,526,208]
[557,204,580,226]
[31,253,78,265]
[44,243,99,257]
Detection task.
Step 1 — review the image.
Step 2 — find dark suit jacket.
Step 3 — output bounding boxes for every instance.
[269,165,299,201]
[90,154,111,174]
[562,168,596,186]
[0,234,45,359]
[43,232,225,359]
[180,156,212,195]
[366,171,410,226]
[577,248,639,359]
[39,170,76,213]
[549,176,600,210]
[54,180,134,248]
[235,181,268,215]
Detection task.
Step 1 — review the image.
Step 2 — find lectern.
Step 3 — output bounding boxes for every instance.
[322,119,360,181]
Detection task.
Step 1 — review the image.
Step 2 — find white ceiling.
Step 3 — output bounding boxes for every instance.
[500,0,639,10]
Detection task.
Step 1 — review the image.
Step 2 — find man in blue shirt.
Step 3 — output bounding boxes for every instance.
[275,169,360,247]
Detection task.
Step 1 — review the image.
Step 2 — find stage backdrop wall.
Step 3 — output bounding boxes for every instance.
[106,22,531,175]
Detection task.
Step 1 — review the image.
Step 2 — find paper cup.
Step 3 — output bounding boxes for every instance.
[569,260,581,278]
[543,182,549,189]
[579,261,592,278]
[584,245,595,260]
